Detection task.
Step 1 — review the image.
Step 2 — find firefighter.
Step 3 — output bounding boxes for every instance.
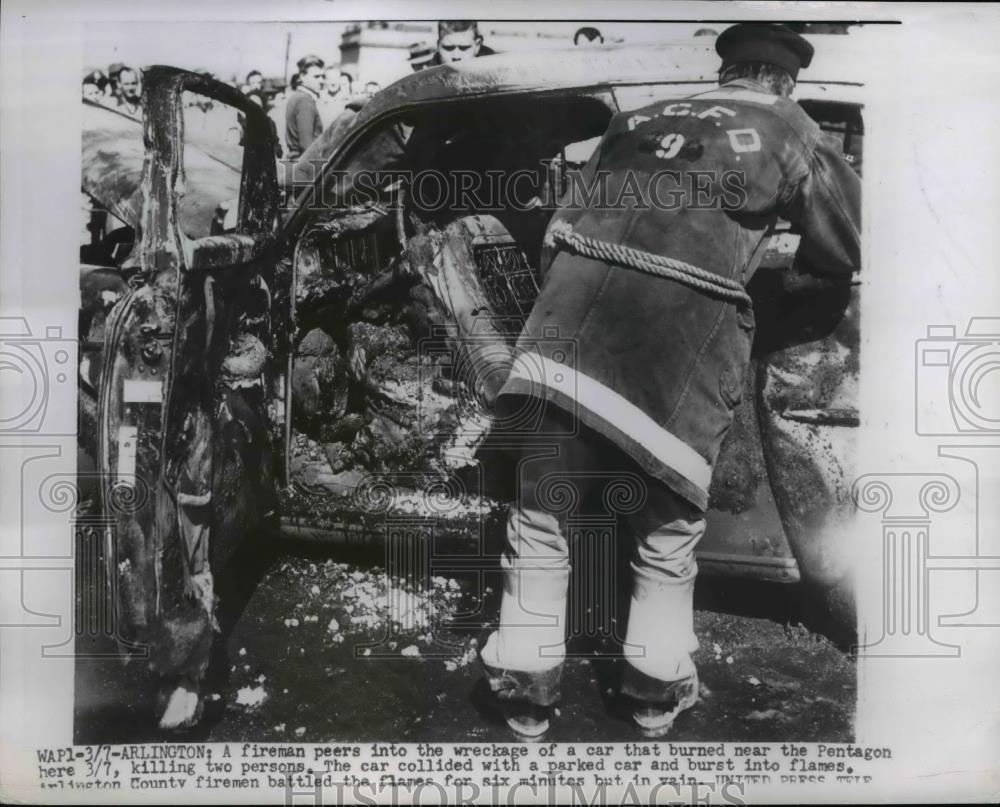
[479,23,861,740]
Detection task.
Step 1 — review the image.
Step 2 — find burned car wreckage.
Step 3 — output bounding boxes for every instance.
[80,44,864,703]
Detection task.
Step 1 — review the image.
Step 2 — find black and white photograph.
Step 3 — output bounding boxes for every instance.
[1,1,999,804]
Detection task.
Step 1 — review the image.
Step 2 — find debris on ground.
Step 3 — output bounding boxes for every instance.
[235,685,268,709]
[745,709,784,722]
[75,548,855,744]
[268,561,473,646]
[443,640,478,672]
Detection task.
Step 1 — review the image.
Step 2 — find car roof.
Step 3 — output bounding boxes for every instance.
[351,38,867,128]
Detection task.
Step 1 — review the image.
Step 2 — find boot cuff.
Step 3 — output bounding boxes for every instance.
[622,662,699,705]
[481,658,563,706]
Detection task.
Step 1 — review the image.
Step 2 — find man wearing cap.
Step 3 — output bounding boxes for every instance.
[408,41,436,72]
[479,23,860,740]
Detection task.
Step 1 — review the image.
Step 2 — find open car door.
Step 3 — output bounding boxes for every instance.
[97,68,284,681]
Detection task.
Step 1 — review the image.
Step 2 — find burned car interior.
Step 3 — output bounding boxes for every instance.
[286,95,622,485]
[301,93,615,277]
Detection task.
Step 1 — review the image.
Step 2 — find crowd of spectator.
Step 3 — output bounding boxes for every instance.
[276,20,499,159]
[83,20,618,161]
[81,63,144,114]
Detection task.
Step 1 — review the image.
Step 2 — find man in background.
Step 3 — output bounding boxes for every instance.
[285,54,325,160]
[106,61,125,104]
[245,69,264,95]
[408,41,436,71]
[238,90,282,159]
[116,67,141,116]
[436,20,495,63]
[318,65,351,128]
[336,71,353,97]
[82,70,107,103]
[573,26,604,46]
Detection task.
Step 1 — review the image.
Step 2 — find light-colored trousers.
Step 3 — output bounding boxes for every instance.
[481,412,705,695]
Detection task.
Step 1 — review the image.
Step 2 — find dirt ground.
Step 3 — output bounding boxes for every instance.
[75,539,855,745]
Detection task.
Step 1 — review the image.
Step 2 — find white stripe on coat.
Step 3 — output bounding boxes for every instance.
[506,352,713,495]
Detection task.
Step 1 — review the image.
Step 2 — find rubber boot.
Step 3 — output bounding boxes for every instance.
[480,565,569,740]
[622,563,700,736]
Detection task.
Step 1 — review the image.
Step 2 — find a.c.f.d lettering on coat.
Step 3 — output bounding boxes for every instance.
[498,78,862,511]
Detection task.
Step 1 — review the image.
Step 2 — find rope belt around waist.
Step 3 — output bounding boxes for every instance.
[545,220,752,307]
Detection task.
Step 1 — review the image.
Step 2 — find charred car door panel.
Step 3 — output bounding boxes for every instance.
[97,68,281,676]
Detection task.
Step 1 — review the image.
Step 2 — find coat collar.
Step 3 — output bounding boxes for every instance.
[718,77,775,96]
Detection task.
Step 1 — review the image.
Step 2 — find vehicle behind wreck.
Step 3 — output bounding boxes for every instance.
[80,42,865,674]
